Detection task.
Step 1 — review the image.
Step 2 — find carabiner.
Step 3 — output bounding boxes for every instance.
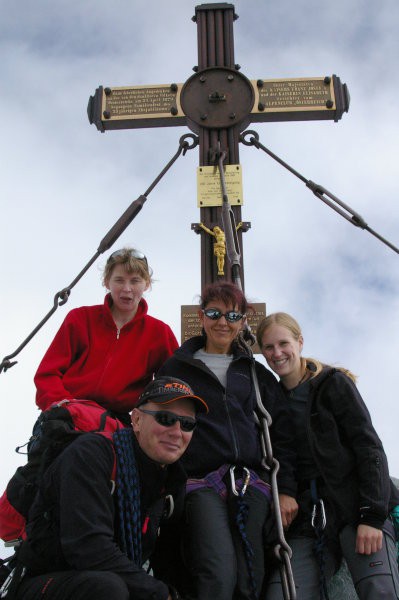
[229,466,251,496]
[311,498,326,531]
[230,465,239,496]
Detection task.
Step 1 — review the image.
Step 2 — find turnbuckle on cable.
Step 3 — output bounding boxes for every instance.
[240,129,398,255]
[0,133,199,375]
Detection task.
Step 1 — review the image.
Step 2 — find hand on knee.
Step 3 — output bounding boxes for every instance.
[355,524,383,555]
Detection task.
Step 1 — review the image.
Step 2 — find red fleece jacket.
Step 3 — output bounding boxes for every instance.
[34,294,178,413]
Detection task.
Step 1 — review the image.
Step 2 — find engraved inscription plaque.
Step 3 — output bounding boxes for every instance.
[254,77,335,112]
[197,165,243,207]
[102,85,182,120]
[181,302,266,354]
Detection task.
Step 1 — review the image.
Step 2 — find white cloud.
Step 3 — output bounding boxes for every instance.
[1,0,398,558]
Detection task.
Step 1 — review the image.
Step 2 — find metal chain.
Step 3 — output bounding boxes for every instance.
[240,129,398,255]
[250,359,297,600]
[215,145,296,599]
[0,134,199,374]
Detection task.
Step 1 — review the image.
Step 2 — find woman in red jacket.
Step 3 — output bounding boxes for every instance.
[34,248,178,415]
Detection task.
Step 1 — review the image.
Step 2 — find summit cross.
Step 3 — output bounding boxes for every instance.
[87,2,349,291]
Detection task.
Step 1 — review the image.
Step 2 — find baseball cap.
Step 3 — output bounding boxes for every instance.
[137,376,208,414]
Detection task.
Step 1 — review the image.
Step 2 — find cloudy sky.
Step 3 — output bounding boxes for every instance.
[1,0,398,555]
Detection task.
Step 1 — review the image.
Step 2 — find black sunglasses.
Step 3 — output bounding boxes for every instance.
[107,249,148,266]
[138,408,197,432]
[202,308,244,323]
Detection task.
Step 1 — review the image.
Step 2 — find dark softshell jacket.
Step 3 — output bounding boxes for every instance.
[304,367,399,529]
[158,335,297,497]
[18,433,186,600]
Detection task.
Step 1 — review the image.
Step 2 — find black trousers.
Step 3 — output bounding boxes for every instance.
[15,570,129,600]
[183,486,270,600]
[265,520,399,600]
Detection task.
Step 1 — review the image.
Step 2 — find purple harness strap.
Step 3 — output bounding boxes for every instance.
[186,464,271,500]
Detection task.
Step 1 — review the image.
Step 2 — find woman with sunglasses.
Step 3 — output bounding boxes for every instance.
[257,312,399,600]
[34,247,178,415]
[156,282,297,600]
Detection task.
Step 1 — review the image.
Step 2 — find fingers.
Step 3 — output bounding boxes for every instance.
[278,494,299,529]
[355,524,383,555]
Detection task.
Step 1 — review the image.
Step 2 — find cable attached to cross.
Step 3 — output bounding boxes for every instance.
[240,129,398,255]
[0,134,199,375]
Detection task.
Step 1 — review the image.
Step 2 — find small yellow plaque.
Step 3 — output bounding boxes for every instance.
[197,165,243,207]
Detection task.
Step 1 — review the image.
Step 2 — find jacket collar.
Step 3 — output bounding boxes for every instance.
[103,293,148,329]
[178,334,253,362]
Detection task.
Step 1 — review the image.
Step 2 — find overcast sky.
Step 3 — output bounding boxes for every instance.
[1,0,398,556]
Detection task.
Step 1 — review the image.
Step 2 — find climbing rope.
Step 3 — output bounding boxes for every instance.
[240,129,398,255]
[113,428,142,565]
[0,134,198,375]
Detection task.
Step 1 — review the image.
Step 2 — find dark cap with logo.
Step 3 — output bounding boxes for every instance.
[137,376,208,414]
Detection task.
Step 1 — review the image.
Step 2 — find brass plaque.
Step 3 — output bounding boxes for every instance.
[252,77,335,113]
[197,165,243,207]
[102,84,184,120]
[181,302,266,354]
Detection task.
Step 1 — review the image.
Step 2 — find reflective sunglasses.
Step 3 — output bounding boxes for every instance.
[138,408,197,432]
[107,249,148,266]
[202,308,244,323]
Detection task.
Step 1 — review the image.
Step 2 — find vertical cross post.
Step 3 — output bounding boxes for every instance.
[193,3,245,290]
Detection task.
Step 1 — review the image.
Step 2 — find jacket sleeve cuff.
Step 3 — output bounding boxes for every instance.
[358,509,385,530]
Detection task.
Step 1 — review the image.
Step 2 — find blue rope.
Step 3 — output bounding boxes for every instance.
[235,493,258,600]
[113,428,142,565]
[312,530,330,600]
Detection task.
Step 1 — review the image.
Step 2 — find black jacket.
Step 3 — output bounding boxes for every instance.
[158,336,297,497]
[304,367,399,529]
[18,433,187,600]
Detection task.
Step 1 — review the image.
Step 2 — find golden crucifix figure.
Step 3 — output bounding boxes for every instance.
[199,223,226,276]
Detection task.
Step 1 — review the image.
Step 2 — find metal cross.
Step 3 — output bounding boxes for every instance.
[87,2,349,291]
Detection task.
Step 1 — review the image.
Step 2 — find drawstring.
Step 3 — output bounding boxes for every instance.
[310,479,330,600]
[230,466,258,600]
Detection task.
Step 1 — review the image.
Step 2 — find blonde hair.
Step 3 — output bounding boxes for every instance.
[256,312,357,383]
[102,247,153,287]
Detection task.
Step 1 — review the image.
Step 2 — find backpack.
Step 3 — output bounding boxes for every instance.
[0,399,128,544]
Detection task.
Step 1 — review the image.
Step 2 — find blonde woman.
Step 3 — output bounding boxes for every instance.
[258,312,399,600]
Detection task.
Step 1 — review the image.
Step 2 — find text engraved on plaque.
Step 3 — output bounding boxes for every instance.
[197,165,243,208]
[103,85,181,120]
[253,77,335,113]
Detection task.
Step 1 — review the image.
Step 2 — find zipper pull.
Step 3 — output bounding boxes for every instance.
[116,328,120,340]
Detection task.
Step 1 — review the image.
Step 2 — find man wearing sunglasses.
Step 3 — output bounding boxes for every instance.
[11,377,208,600]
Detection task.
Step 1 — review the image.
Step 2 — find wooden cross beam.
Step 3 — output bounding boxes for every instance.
[87,2,349,292]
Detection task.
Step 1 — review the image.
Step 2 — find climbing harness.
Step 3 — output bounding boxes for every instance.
[0,134,198,375]
[215,146,297,599]
[240,129,399,255]
[310,479,330,600]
